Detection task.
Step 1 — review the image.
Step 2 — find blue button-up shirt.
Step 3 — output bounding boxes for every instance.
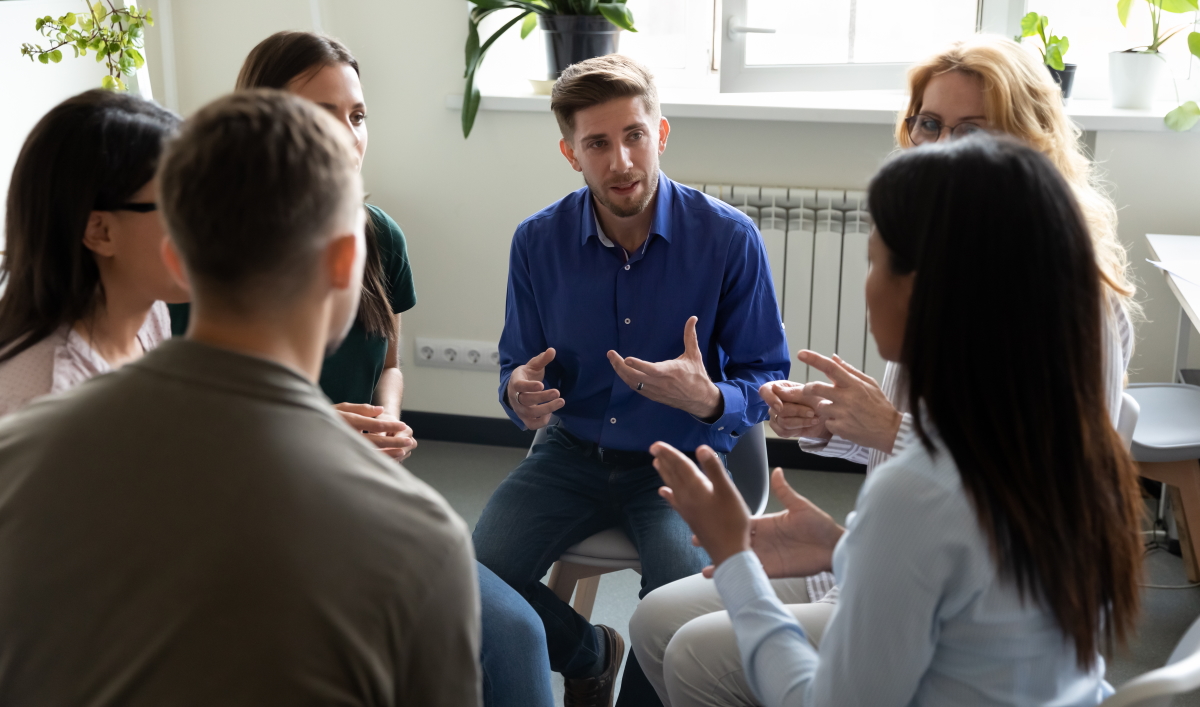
[498,174,789,454]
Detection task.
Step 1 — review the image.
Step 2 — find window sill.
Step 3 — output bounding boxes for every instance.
[445,88,1185,132]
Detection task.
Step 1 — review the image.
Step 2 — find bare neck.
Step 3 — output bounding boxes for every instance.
[184,298,332,384]
[594,193,657,253]
[73,282,155,369]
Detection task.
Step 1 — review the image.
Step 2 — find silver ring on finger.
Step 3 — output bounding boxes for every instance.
[516,392,524,406]
[637,382,644,391]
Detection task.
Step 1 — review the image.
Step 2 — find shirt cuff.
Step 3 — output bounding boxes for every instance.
[497,373,526,430]
[700,381,747,439]
[799,435,861,460]
[891,413,913,456]
[713,550,776,619]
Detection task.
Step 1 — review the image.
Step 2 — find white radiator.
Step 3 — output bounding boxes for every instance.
[685,183,886,384]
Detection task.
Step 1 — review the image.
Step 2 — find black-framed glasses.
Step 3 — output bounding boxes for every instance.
[904,114,987,145]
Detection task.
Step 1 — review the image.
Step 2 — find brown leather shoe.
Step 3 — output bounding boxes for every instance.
[564,624,625,707]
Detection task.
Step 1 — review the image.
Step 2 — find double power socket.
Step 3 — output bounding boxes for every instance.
[414,337,501,372]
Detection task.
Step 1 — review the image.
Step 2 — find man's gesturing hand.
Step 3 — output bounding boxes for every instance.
[607,316,722,419]
[506,348,565,430]
[760,379,829,440]
[800,351,902,453]
[651,442,751,569]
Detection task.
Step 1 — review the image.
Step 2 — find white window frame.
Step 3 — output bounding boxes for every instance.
[718,0,1028,92]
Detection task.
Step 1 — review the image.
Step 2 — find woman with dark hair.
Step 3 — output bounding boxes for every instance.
[645,136,1144,706]
[0,90,186,416]
[632,36,1139,705]
[168,31,418,462]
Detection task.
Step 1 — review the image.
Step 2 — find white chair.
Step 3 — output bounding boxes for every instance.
[537,421,771,621]
[1101,614,1200,706]
[1127,383,1200,582]
[1118,391,1140,451]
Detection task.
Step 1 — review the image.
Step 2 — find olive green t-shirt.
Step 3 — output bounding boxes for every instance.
[168,205,417,404]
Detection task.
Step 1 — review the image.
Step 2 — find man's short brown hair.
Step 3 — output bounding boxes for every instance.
[158,89,361,307]
[550,54,660,141]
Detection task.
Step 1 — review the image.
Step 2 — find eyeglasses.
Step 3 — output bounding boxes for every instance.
[105,202,158,213]
[904,115,987,145]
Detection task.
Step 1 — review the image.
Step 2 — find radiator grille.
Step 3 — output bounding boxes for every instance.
[685,183,885,384]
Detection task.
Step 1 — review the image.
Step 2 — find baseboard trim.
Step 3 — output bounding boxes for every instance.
[402,411,866,474]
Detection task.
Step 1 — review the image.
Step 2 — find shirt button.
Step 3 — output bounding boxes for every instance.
[610,418,617,424]
[624,264,631,271]
[718,426,724,431]
[624,318,631,324]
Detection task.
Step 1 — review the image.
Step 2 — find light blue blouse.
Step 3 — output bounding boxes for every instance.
[713,433,1115,707]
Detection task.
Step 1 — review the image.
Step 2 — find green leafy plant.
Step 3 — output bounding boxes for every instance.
[1114,0,1200,131]
[1116,0,1197,52]
[19,1,153,91]
[463,0,636,138]
[1163,35,1200,130]
[1016,12,1070,70]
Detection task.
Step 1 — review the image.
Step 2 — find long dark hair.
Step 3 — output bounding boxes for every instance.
[0,90,180,363]
[237,31,395,340]
[868,136,1142,668]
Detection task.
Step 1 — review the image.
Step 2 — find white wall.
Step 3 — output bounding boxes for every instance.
[142,0,1200,419]
[1,0,112,247]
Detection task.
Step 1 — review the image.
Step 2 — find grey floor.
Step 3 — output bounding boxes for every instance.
[406,439,1200,706]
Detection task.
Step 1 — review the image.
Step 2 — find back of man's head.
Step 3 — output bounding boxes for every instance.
[158,90,362,310]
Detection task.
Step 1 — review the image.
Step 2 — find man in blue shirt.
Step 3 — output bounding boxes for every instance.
[472,55,789,707]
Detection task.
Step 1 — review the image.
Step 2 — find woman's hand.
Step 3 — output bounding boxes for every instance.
[334,403,418,462]
[651,442,751,569]
[800,351,902,453]
[695,469,844,579]
[759,379,831,440]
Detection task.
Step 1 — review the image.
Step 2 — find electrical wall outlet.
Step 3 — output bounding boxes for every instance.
[414,337,501,372]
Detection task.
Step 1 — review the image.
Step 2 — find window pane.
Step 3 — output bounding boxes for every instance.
[620,0,690,70]
[746,0,978,66]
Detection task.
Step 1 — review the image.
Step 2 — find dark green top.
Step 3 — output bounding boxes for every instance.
[168,205,417,405]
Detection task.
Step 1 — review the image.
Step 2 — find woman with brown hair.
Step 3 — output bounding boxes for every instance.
[653,135,1144,706]
[0,90,186,416]
[168,31,418,461]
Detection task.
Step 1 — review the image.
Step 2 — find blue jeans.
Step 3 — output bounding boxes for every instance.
[480,561,554,707]
[473,425,711,707]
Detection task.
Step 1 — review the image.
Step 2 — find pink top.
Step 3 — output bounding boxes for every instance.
[0,301,171,418]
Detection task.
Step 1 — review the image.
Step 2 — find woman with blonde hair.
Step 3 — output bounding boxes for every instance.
[896,35,1134,307]
[629,35,1137,707]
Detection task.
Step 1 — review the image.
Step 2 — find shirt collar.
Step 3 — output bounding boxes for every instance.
[580,171,675,246]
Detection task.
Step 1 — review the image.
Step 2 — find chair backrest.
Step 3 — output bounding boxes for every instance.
[1100,614,1200,707]
[526,419,771,516]
[1117,391,1140,452]
[726,422,770,516]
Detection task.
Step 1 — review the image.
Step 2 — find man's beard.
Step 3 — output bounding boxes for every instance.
[587,168,660,218]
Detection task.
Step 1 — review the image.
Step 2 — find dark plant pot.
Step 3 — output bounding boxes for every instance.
[1047,63,1077,101]
[539,14,621,78]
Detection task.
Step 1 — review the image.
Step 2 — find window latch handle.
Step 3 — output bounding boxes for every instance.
[727,17,777,41]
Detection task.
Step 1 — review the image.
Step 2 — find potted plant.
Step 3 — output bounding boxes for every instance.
[1016,12,1074,100]
[1109,0,1196,110]
[462,0,636,138]
[18,1,153,92]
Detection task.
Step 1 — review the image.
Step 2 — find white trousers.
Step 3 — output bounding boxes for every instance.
[629,572,835,707]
